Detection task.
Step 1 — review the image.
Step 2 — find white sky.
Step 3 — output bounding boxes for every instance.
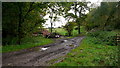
[43,15,67,28]
[43,0,102,28]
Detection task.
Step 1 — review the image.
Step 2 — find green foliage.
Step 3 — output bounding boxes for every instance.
[72,2,89,34]
[61,2,89,34]
[2,2,48,45]
[54,36,118,66]
[85,2,120,31]
[46,2,65,32]
[54,28,67,35]
[65,13,77,18]
[63,22,77,36]
[87,30,118,46]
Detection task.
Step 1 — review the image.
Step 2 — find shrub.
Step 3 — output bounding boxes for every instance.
[2,36,18,45]
[87,30,117,46]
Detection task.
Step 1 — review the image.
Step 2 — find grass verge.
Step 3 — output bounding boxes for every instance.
[1,36,53,53]
[53,36,118,66]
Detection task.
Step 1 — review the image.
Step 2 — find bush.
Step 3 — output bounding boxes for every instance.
[2,36,18,45]
[87,30,117,46]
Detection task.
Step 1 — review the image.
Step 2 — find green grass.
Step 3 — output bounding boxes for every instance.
[1,36,53,53]
[50,26,86,36]
[53,36,118,66]
[46,28,67,35]
[50,28,67,36]
[54,28,67,35]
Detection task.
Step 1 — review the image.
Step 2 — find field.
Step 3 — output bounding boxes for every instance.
[47,26,86,36]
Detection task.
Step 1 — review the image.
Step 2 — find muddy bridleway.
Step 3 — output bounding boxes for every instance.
[2,36,85,66]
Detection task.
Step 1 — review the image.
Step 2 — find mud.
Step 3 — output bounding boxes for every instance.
[2,36,85,66]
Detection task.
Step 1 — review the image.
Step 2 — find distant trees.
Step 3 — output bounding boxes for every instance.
[63,13,76,36]
[63,22,76,36]
[46,2,64,32]
[71,2,89,34]
[60,2,90,35]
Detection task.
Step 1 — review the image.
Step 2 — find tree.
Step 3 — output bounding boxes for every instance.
[85,2,120,31]
[85,8,97,31]
[2,2,48,45]
[57,2,90,35]
[71,2,90,34]
[63,22,76,36]
[2,3,19,45]
[61,2,90,34]
[46,2,64,32]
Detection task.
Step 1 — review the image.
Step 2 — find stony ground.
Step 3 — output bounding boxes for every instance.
[2,36,85,66]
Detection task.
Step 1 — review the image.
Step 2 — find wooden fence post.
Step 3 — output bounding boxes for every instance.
[116,33,120,46]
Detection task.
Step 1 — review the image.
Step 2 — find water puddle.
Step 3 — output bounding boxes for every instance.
[61,40,68,43]
[41,48,48,50]
[32,46,50,51]
[39,47,49,51]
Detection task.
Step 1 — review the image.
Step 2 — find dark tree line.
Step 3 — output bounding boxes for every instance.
[2,2,48,45]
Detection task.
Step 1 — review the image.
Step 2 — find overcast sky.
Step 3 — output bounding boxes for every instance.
[43,0,102,28]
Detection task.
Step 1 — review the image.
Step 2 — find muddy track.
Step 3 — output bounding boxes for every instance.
[2,36,85,66]
[28,48,67,62]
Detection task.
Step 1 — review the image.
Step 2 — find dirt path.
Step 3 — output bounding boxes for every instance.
[2,36,85,66]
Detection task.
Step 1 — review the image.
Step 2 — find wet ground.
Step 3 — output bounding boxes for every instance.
[2,36,85,66]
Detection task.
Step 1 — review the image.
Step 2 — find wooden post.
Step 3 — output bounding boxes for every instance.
[116,33,120,46]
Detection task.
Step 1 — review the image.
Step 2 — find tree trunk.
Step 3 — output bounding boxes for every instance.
[78,25,80,34]
[18,3,22,45]
[74,2,77,17]
[50,19,53,33]
[17,3,35,45]
[68,31,72,36]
